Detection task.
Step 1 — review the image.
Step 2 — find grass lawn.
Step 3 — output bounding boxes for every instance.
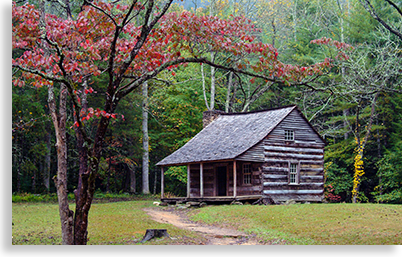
[12,201,402,245]
[188,203,402,245]
[12,201,205,245]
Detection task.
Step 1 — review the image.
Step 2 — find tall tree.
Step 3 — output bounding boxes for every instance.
[330,28,402,202]
[142,81,150,194]
[41,0,73,244]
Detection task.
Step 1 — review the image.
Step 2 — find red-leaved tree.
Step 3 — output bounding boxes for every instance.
[12,0,351,244]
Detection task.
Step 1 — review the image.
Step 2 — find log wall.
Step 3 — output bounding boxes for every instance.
[262,109,325,202]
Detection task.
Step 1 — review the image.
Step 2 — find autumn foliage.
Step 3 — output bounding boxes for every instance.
[12,1,352,99]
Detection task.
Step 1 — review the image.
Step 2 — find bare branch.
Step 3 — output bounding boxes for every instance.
[385,0,402,17]
[359,0,402,41]
[119,0,139,28]
[148,0,174,30]
[83,0,118,27]
[12,64,66,84]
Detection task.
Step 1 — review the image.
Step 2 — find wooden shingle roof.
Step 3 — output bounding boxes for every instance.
[156,105,297,166]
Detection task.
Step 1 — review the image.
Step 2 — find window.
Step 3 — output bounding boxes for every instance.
[285,130,294,141]
[289,163,298,184]
[243,164,251,185]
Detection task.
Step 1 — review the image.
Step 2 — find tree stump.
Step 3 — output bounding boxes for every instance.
[140,229,170,243]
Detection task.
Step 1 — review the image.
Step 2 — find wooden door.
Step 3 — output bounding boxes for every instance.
[216,166,227,196]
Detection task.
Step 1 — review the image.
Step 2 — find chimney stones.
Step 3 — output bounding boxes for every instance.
[202,110,225,128]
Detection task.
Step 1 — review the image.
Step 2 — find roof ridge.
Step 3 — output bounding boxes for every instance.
[220,105,296,116]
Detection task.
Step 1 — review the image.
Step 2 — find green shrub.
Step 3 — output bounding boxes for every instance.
[12,193,75,203]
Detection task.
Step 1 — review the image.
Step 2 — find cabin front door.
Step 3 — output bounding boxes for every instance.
[216,166,227,196]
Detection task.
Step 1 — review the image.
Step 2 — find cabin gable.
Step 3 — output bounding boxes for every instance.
[265,108,325,147]
[236,108,325,162]
[262,109,325,202]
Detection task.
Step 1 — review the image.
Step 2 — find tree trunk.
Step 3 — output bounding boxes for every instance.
[44,127,51,192]
[142,82,150,194]
[39,0,73,243]
[352,149,364,203]
[107,157,111,192]
[352,93,378,203]
[70,94,117,244]
[13,135,21,193]
[225,72,233,113]
[271,18,276,48]
[153,167,157,194]
[49,82,74,245]
[72,79,92,245]
[209,53,216,111]
[130,166,136,194]
[206,1,216,111]
[32,167,37,193]
[72,137,98,245]
[68,52,125,245]
[343,108,350,139]
[73,148,92,245]
[201,64,210,110]
[293,0,297,42]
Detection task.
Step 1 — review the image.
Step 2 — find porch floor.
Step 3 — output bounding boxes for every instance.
[161,195,262,204]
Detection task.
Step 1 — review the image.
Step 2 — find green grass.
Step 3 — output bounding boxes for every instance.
[12,201,402,245]
[12,201,205,245]
[188,203,402,245]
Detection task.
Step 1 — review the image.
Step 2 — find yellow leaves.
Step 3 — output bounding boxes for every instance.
[352,141,365,200]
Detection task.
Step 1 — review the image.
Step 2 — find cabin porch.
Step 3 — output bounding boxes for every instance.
[160,160,263,203]
[161,195,263,205]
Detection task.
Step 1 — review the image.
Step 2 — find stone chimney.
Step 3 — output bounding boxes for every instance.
[202,110,225,128]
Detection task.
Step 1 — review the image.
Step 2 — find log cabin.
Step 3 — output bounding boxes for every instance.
[156,105,326,204]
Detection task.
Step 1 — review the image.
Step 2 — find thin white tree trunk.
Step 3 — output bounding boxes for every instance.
[225,72,233,113]
[209,53,216,110]
[201,64,210,110]
[142,82,150,194]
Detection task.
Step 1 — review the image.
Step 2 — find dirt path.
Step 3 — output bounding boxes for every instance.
[144,207,263,245]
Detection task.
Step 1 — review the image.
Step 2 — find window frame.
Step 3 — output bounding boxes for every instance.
[285,129,295,141]
[288,162,300,185]
[243,163,252,185]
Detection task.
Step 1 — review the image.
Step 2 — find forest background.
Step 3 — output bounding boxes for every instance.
[11,0,402,204]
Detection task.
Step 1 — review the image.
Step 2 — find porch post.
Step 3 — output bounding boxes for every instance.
[233,160,237,197]
[200,163,204,197]
[187,164,190,198]
[161,166,164,199]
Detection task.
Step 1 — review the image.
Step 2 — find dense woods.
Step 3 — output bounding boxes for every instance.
[12,0,402,244]
[12,0,402,202]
